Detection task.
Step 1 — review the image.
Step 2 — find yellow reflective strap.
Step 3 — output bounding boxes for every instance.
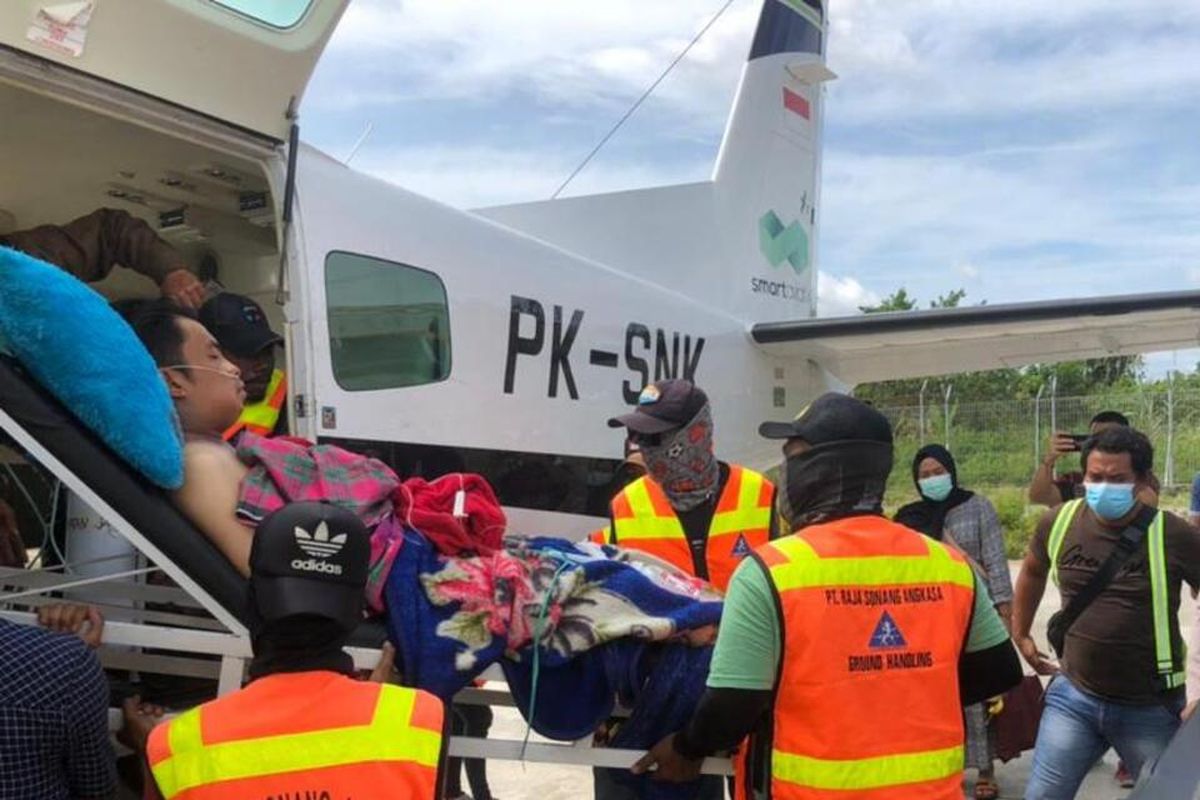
[614,480,685,542]
[738,469,763,510]
[710,470,770,536]
[153,710,201,798]
[1048,499,1085,587]
[768,538,974,593]
[238,370,285,429]
[153,689,440,799]
[772,744,963,791]
[710,506,770,537]
[1147,512,1177,677]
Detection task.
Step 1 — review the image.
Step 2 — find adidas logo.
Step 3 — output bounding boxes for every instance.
[290,557,344,576]
[294,521,346,559]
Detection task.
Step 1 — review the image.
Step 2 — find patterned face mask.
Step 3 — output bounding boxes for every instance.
[641,403,720,511]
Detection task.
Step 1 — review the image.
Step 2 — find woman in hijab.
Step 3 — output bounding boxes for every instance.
[894,444,1013,800]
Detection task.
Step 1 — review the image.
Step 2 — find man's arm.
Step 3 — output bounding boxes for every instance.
[1028,433,1074,506]
[3,209,204,307]
[172,443,253,576]
[1011,533,1058,675]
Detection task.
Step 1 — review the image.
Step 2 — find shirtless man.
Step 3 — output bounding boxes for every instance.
[126,301,255,575]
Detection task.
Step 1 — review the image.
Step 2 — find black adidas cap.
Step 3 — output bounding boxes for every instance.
[249,502,369,632]
[759,392,893,445]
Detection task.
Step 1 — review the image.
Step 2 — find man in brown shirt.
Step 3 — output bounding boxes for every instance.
[0,208,204,308]
[1013,427,1200,798]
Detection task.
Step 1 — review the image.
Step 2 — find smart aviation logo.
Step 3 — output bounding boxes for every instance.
[758,210,809,274]
[291,521,346,575]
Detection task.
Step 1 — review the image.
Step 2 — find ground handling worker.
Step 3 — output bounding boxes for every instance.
[632,393,1023,799]
[199,291,289,442]
[603,378,777,593]
[142,502,447,799]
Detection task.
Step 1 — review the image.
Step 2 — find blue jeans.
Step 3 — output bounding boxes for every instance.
[1025,674,1183,799]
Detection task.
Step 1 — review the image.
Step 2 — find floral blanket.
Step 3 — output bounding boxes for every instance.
[384,529,723,734]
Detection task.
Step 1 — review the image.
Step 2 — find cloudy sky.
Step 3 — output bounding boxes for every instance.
[301,0,1200,374]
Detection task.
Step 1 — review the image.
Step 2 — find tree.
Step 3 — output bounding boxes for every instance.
[859,288,917,313]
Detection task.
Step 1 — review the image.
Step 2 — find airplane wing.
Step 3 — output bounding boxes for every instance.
[752,290,1200,385]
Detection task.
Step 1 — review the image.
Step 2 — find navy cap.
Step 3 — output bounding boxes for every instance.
[199,292,283,357]
[760,392,893,445]
[249,503,369,632]
[607,379,709,435]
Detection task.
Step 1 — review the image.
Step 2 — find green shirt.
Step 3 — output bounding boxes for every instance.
[708,554,1010,690]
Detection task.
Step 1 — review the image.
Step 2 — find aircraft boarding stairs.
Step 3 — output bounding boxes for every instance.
[0,355,731,776]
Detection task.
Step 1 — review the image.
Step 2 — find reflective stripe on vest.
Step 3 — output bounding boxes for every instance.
[223,369,286,441]
[1048,502,1185,690]
[147,672,443,799]
[587,526,611,546]
[751,517,975,800]
[610,466,773,592]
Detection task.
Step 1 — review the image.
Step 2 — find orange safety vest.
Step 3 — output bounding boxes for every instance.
[147,670,444,800]
[609,465,773,592]
[739,516,975,800]
[223,368,287,441]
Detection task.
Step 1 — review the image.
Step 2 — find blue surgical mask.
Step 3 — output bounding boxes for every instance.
[918,473,954,502]
[1084,482,1136,520]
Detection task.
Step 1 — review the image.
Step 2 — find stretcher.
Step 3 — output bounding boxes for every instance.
[0,355,732,776]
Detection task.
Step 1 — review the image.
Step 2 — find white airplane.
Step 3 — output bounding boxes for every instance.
[2,0,1199,539]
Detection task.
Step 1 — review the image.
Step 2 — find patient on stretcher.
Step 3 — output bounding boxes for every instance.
[125,301,255,574]
[124,302,721,735]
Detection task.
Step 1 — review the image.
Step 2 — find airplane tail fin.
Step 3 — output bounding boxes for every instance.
[477,0,833,325]
[711,0,832,323]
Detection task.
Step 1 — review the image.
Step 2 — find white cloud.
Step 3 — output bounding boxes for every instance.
[316,0,757,121]
[826,0,1200,123]
[955,262,980,279]
[350,144,708,209]
[817,272,878,317]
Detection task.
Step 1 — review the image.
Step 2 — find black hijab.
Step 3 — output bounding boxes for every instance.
[893,444,974,540]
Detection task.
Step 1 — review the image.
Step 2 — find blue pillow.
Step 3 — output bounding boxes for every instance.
[0,246,184,489]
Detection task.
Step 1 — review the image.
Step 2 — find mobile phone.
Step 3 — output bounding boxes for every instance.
[1067,433,1089,451]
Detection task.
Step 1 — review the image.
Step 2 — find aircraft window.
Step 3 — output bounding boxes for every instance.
[208,0,314,29]
[325,251,452,391]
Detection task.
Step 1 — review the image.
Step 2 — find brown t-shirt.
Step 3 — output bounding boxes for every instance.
[1031,502,1200,704]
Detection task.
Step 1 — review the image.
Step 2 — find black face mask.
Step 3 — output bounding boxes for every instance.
[247,615,355,681]
[776,440,893,532]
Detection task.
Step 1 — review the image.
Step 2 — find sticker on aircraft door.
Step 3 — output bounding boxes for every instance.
[27,2,95,58]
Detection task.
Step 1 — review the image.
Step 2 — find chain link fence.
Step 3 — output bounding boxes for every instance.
[874,384,1200,498]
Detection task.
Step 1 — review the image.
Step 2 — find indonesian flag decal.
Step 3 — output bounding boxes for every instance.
[783,86,810,120]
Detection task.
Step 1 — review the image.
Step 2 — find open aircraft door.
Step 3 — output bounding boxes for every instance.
[0,0,348,142]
